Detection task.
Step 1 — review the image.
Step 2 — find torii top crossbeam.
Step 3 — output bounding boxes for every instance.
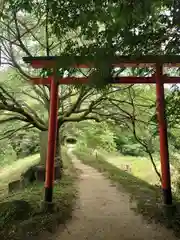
[23,55,180,85]
[23,55,180,68]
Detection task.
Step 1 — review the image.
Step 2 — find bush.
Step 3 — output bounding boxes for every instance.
[0,140,17,167]
[114,134,146,156]
[121,144,146,156]
[0,148,77,239]
[114,135,129,151]
[0,200,32,230]
[10,129,40,159]
[76,121,116,153]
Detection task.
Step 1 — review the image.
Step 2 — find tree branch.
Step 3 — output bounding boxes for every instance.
[128,87,162,182]
[0,123,33,140]
[13,11,32,56]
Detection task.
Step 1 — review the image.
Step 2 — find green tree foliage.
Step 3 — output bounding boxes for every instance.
[2,0,180,89]
[9,129,40,158]
[0,139,17,167]
[165,85,180,128]
[6,0,179,54]
[76,121,116,153]
[114,133,146,157]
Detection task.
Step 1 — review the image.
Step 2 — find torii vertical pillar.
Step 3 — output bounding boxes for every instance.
[45,69,59,202]
[155,64,172,205]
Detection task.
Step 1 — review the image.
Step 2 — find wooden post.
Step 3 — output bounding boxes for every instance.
[44,70,59,202]
[155,64,172,205]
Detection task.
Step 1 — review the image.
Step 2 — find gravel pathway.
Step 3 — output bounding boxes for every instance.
[52,153,178,240]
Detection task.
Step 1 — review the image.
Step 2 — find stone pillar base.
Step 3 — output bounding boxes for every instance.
[41,201,55,213]
[162,203,176,218]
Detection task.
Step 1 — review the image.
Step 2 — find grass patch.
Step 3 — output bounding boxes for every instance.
[0,154,40,196]
[0,148,77,240]
[99,151,160,185]
[74,149,180,237]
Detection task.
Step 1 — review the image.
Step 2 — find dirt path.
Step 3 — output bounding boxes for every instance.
[52,152,178,240]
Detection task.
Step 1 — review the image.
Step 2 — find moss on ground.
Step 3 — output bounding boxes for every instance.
[74,149,180,238]
[0,148,78,240]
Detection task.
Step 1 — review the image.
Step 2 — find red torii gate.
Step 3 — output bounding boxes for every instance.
[23,55,180,206]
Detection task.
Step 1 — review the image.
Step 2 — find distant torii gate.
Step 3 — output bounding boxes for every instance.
[23,55,180,206]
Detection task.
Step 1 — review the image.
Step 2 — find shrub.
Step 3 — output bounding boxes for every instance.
[121,144,146,156]
[0,140,17,167]
[76,121,116,153]
[10,129,40,158]
[0,200,32,229]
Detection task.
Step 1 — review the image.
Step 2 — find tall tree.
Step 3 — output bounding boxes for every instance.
[0,0,179,172]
